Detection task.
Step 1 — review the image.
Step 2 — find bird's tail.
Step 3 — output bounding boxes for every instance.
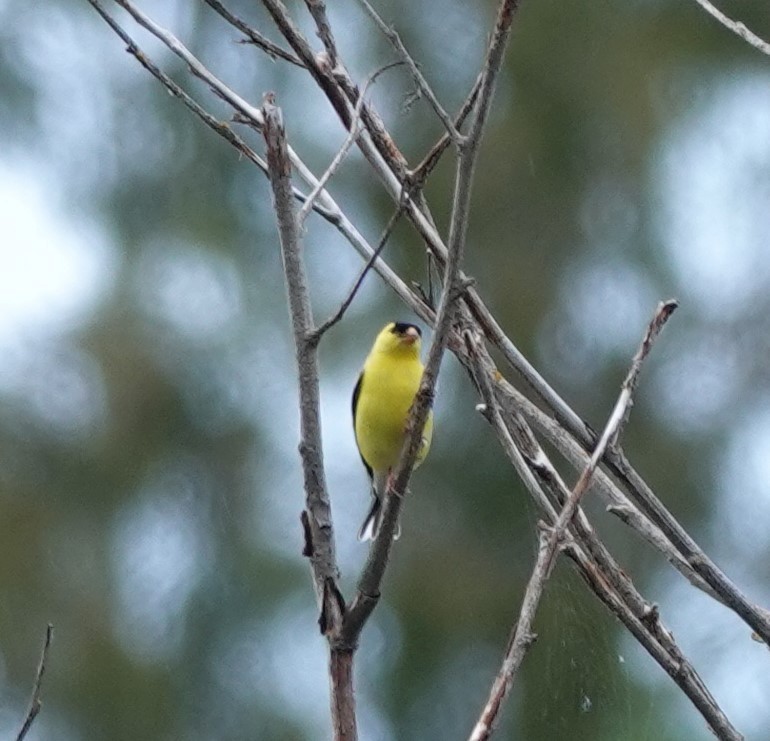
[357,486,401,542]
[357,494,382,541]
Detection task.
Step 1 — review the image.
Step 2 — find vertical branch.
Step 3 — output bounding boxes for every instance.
[262,94,355,741]
[343,0,523,641]
[262,95,337,595]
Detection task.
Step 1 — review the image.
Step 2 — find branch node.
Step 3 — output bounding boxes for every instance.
[641,602,660,629]
[319,577,346,636]
[301,510,314,557]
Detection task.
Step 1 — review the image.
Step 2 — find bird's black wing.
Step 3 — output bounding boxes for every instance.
[351,371,373,480]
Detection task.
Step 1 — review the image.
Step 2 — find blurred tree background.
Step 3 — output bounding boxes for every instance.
[1,0,770,739]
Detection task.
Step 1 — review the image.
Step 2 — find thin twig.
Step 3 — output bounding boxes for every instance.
[88,0,351,224]
[202,0,304,65]
[262,0,413,179]
[692,0,770,56]
[560,300,678,526]
[490,369,724,600]
[311,193,410,343]
[114,0,268,124]
[16,624,54,741]
[111,0,345,215]
[89,1,266,162]
[298,62,402,224]
[465,0,520,145]
[355,0,462,143]
[262,0,412,180]
[411,74,482,185]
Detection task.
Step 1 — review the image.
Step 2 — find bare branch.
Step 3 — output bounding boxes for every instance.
[342,0,523,644]
[298,62,402,224]
[202,0,304,66]
[262,95,355,740]
[466,306,742,741]
[303,0,339,67]
[311,194,409,343]
[492,371,724,600]
[463,328,740,740]
[500,302,677,694]
[562,300,678,524]
[464,284,770,645]
[262,95,339,603]
[16,624,53,741]
[468,529,544,741]
[692,0,770,56]
[114,0,270,127]
[89,1,270,163]
[411,74,482,185]
[355,0,461,143]
[261,0,413,179]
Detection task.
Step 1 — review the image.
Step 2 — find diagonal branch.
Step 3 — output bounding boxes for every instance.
[692,0,770,56]
[467,303,742,741]
[355,0,461,143]
[311,193,410,344]
[465,0,520,146]
[88,0,272,171]
[298,61,402,224]
[461,324,740,741]
[262,0,410,179]
[558,299,678,527]
[303,0,339,68]
[202,0,304,65]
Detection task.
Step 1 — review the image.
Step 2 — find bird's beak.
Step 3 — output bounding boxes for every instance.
[403,327,419,345]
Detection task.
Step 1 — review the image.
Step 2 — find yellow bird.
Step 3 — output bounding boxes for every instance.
[352,322,433,541]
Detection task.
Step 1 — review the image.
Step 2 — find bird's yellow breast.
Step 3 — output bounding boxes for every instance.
[354,351,432,473]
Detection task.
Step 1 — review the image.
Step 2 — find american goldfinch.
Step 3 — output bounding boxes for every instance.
[352,322,433,541]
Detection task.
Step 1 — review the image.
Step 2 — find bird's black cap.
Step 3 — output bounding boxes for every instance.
[391,322,421,336]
